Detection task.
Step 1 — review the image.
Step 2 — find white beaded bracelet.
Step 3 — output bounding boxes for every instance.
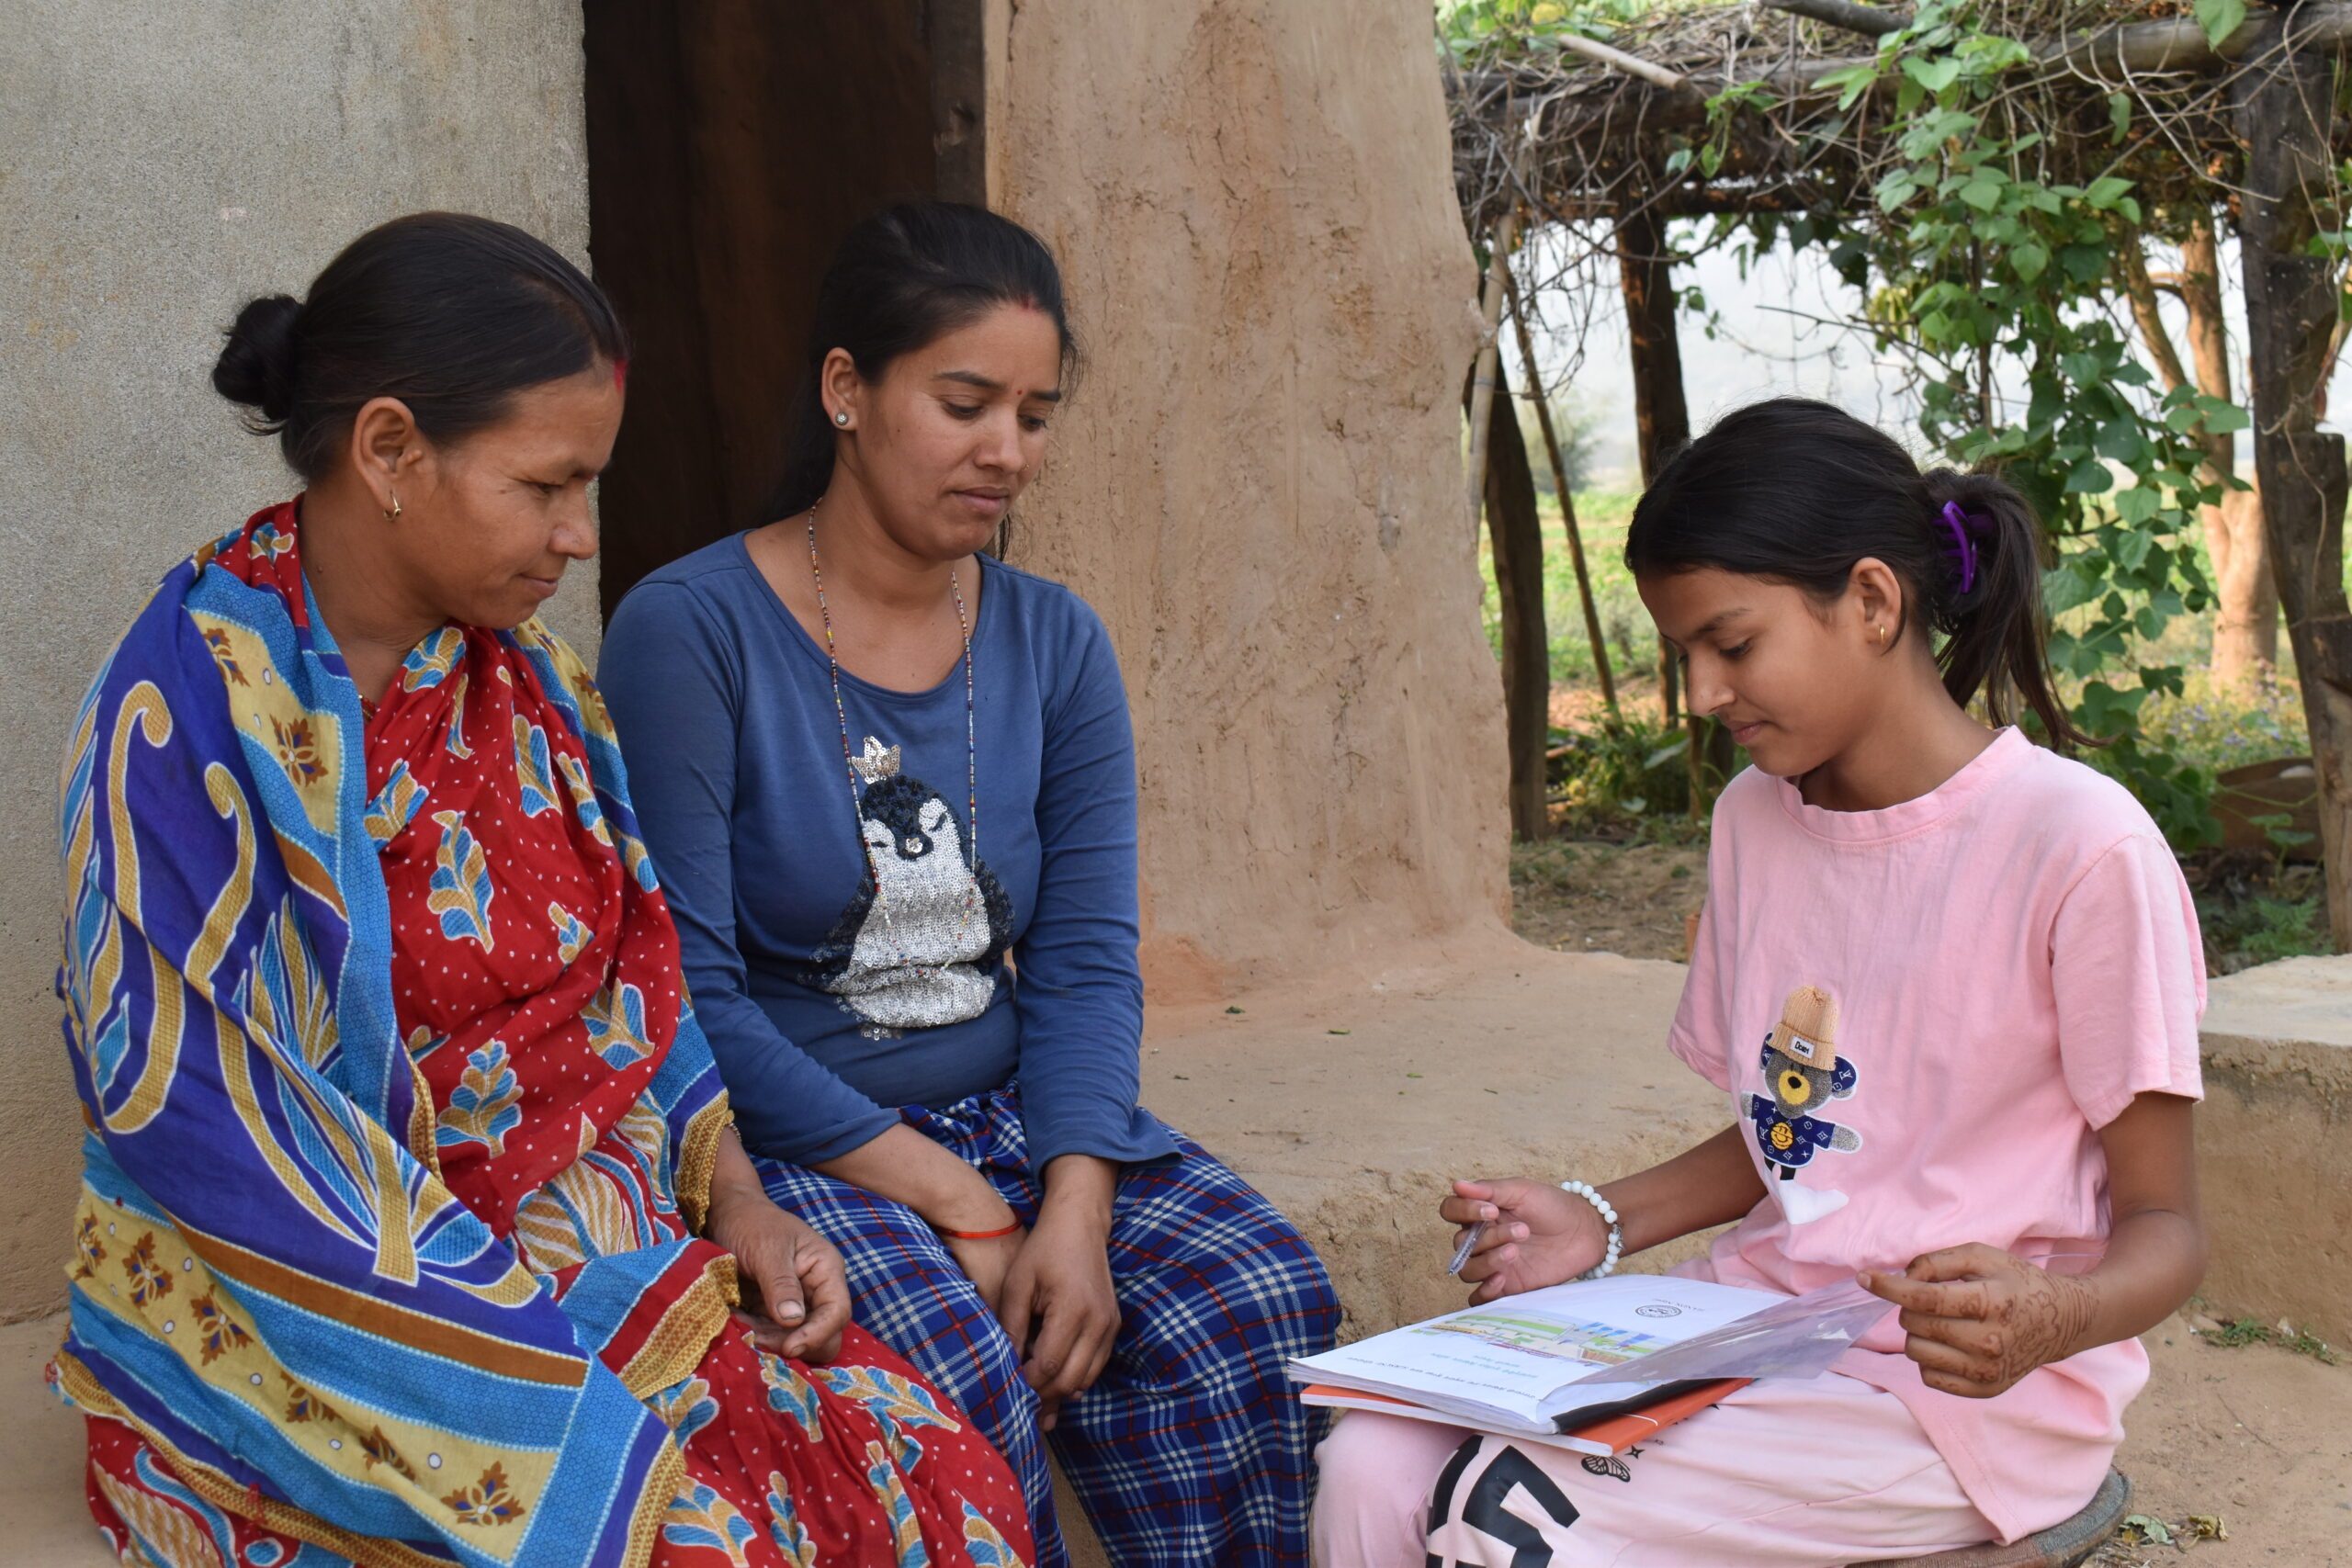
[1559,1179,1623,1280]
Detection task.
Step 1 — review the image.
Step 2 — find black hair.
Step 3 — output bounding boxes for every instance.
[764,201,1078,521]
[212,211,628,482]
[1623,397,2085,749]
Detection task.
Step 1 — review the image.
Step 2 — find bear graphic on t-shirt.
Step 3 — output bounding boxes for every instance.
[1748,984,1861,1224]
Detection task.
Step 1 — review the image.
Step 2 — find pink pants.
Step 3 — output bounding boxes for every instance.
[1311,1371,1996,1567]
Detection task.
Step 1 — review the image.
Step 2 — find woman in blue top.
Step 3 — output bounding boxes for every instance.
[600,202,1340,1568]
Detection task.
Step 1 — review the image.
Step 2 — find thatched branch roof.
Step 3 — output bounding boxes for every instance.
[1450,1,2352,229]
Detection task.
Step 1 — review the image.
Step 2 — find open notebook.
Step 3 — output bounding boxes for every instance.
[1289,1274,1893,1446]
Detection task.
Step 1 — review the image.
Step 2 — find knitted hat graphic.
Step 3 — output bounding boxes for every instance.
[1765,985,1839,1076]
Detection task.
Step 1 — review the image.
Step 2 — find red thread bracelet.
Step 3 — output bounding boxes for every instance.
[935,1222,1022,1241]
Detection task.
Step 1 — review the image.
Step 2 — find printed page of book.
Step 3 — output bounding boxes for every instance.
[1288,1275,1779,1430]
[1561,1277,1894,1392]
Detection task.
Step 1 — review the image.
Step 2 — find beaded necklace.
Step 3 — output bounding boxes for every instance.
[806,507,981,964]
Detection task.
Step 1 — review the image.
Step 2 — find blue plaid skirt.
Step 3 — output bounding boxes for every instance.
[756,1088,1340,1567]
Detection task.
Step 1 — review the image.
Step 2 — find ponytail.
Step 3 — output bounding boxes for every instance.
[1624,398,2089,750]
[1918,467,2080,748]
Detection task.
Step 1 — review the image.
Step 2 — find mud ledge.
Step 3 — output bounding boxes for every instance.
[2191,953,2352,1347]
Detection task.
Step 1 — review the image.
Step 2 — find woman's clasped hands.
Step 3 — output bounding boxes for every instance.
[939,1155,1123,1433]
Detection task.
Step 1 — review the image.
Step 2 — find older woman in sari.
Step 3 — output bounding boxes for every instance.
[52,212,1033,1568]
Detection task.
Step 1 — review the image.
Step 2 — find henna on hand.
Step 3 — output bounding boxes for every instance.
[1861,1243,2101,1399]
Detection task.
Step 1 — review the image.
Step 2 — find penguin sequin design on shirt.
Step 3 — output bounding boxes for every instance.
[805,739,1012,1039]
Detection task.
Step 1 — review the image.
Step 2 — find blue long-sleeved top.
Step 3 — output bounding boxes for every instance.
[599,532,1173,1174]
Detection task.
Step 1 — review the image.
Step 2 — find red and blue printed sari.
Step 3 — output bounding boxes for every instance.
[53,502,1032,1568]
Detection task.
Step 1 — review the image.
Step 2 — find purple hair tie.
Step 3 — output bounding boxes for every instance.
[1939,501,1983,595]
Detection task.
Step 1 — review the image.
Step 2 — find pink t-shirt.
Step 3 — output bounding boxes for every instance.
[1667,728,2205,1543]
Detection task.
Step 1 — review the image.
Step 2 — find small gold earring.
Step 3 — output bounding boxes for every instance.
[1875,625,1887,644]
[384,491,401,522]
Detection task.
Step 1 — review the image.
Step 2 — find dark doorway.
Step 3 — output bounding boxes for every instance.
[582,1,984,619]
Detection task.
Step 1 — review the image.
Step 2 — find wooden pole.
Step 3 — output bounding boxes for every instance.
[1552,28,1688,89]
[1464,215,1520,522]
[1476,355,1555,840]
[1617,207,1693,751]
[1505,270,1618,713]
[1763,0,1908,37]
[2236,15,2352,949]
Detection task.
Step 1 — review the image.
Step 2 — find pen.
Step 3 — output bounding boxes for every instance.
[1448,1221,1487,1276]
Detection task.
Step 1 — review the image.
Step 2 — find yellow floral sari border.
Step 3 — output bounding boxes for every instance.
[625,1431,687,1568]
[675,1093,731,1235]
[60,1347,685,1568]
[618,1249,741,1399]
[55,1348,457,1568]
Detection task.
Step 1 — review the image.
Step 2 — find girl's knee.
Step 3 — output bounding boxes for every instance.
[1310,1414,1464,1565]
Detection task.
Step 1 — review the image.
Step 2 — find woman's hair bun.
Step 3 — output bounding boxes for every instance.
[212,293,304,427]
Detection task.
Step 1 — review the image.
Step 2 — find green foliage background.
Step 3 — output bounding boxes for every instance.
[1446,0,2299,850]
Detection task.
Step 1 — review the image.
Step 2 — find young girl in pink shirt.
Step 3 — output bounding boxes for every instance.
[1313,399,2209,1566]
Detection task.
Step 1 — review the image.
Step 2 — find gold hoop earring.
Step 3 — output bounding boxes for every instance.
[384,491,401,523]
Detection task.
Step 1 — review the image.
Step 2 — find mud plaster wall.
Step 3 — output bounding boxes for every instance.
[0,2,600,1320]
[987,0,1512,994]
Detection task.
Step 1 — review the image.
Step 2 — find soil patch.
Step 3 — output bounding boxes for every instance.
[2096,1317,2352,1564]
[1509,835,1707,962]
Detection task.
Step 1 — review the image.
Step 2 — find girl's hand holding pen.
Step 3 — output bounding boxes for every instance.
[1442,1178,1611,1303]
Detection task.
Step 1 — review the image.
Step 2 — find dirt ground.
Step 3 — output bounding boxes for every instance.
[2095,1321,2352,1565]
[1510,835,1708,961]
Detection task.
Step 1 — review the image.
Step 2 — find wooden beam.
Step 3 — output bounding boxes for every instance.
[1616,211,1690,499]
[1617,208,1690,732]
[926,0,988,205]
[2043,5,2352,73]
[1464,215,1518,519]
[1763,0,1908,39]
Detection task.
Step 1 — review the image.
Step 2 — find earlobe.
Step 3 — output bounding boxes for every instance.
[1849,557,1905,649]
[350,395,422,515]
[819,347,862,436]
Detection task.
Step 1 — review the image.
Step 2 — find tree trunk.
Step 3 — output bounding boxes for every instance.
[2210,484,2277,684]
[1617,208,1727,794]
[2123,219,2277,686]
[2237,23,2352,950]
[2179,214,2280,683]
[1618,208,1691,491]
[1478,355,1554,840]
